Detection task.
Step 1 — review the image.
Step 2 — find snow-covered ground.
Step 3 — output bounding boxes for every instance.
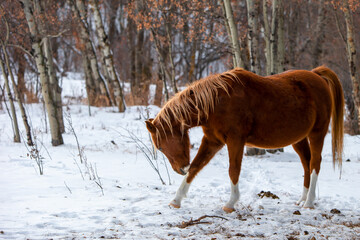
[1,79,360,239]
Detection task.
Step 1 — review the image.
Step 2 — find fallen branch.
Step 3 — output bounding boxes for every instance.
[177,215,228,228]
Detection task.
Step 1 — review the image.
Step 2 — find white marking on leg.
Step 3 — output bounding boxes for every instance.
[170,174,190,208]
[224,182,240,210]
[303,170,318,208]
[296,187,309,205]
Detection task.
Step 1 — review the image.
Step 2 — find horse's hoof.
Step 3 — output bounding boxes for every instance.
[303,203,315,209]
[222,206,235,213]
[303,206,315,209]
[169,200,180,209]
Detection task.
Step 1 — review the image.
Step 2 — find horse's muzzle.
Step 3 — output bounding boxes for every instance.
[179,165,190,175]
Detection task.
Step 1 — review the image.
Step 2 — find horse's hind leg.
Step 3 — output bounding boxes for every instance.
[223,137,245,213]
[303,130,327,208]
[292,138,311,205]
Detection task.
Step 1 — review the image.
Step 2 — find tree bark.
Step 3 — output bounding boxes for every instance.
[90,0,126,112]
[21,0,63,146]
[311,0,326,68]
[246,0,260,74]
[262,0,271,75]
[343,2,360,133]
[165,20,178,94]
[16,53,27,102]
[151,28,169,102]
[270,0,279,75]
[2,44,33,146]
[0,52,20,143]
[222,0,244,68]
[276,0,285,72]
[70,0,111,107]
[33,0,64,133]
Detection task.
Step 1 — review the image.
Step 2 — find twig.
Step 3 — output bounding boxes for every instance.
[64,181,72,194]
[177,215,228,228]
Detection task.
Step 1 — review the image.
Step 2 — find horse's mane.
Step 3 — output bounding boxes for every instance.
[154,68,244,135]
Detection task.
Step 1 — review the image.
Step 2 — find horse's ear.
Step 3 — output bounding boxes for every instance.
[145,120,156,133]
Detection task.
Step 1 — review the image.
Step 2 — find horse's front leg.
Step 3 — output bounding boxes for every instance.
[170,136,224,208]
[223,137,245,213]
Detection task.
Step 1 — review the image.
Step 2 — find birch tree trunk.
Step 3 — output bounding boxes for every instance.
[90,0,126,112]
[0,53,20,143]
[343,2,360,133]
[246,0,260,74]
[21,0,63,146]
[2,43,33,146]
[262,0,271,75]
[70,0,111,107]
[43,38,65,133]
[33,0,64,133]
[222,0,244,68]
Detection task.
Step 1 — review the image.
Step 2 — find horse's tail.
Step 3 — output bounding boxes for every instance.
[312,66,344,169]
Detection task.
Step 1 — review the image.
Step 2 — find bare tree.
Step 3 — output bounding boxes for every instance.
[222,0,244,68]
[21,0,63,146]
[270,0,284,75]
[34,0,65,133]
[0,52,20,142]
[69,0,111,107]
[246,0,260,74]
[1,41,33,146]
[90,0,126,112]
[342,1,360,134]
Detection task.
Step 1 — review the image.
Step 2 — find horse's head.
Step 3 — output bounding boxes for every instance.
[145,119,190,175]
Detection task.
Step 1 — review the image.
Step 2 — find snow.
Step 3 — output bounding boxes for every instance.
[1,82,360,239]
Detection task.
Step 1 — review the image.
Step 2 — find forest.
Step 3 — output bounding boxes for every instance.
[0,0,360,239]
[0,0,360,146]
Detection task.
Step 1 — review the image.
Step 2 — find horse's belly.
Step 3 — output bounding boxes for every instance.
[245,134,306,149]
[245,114,315,149]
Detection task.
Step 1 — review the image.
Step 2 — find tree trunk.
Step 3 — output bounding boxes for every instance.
[154,76,163,106]
[90,0,126,112]
[311,0,326,68]
[343,2,360,133]
[165,20,178,94]
[0,53,20,143]
[34,0,65,133]
[70,0,111,107]
[246,0,266,156]
[16,54,27,102]
[2,44,33,146]
[151,28,169,102]
[43,38,65,133]
[262,0,271,75]
[21,0,63,146]
[270,0,279,75]
[222,0,244,68]
[220,1,236,68]
[277,0,285,73]
[246,0,260,74]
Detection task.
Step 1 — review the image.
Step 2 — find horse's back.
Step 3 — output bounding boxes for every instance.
[212,69,332,148]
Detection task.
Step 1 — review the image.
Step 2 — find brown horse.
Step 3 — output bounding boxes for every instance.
[145,67,344,213]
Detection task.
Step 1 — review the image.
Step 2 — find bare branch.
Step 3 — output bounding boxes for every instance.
[6,44,34,58]
[177,215,228,228]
